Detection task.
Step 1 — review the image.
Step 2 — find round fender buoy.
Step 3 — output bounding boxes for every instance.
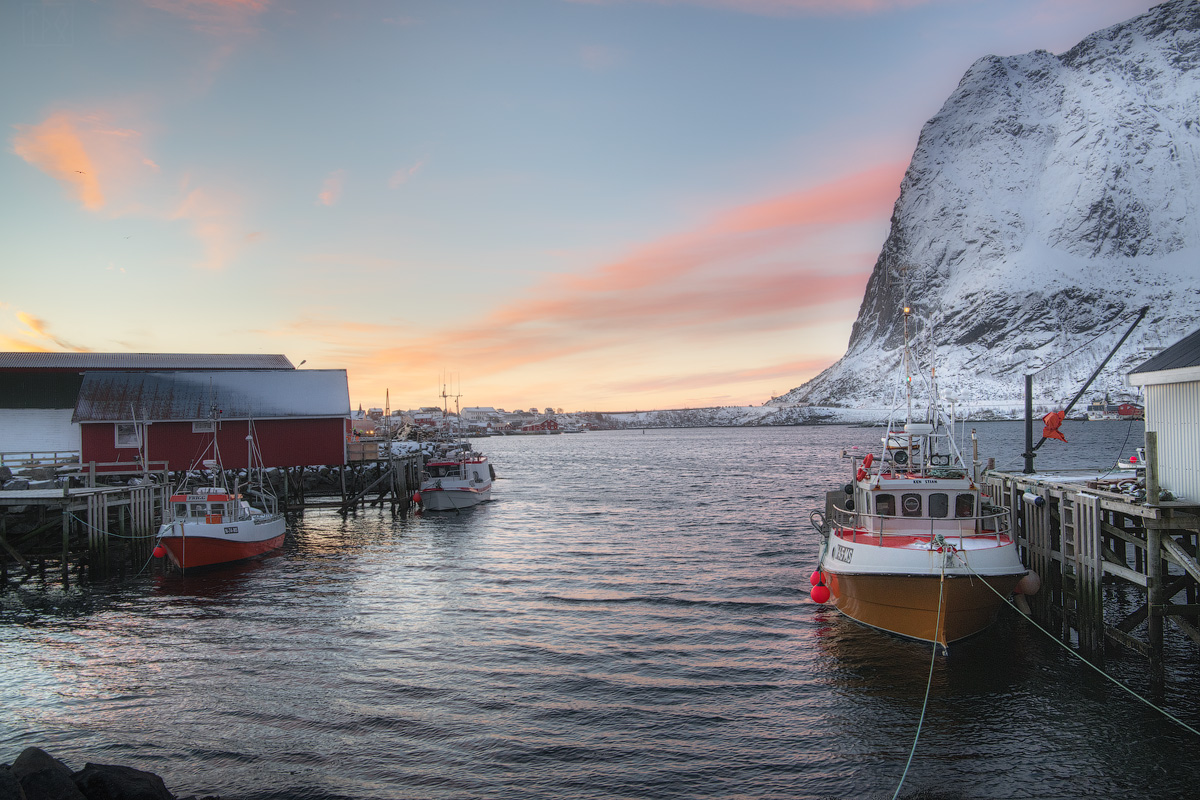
[811,584,831,604]
[1015,570,1042,596]
[412,491,422,505]
[152,546,165,558]
[809,569,822,587]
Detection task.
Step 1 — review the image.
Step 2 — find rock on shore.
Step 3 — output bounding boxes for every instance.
[2,747,217,800]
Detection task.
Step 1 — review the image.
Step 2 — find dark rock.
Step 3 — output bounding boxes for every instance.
[0,765,27,800]
[72,763,174,800]
[10,747,86,800]
[0,466,12,481]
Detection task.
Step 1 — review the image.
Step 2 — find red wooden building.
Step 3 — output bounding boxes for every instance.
[72,370,351,471]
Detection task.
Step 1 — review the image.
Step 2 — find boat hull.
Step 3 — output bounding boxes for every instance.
[822,569,1023,646]
[157,516,286,570]
[420,485,491,511]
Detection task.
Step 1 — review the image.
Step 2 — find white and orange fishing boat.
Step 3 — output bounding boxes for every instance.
[810,302,1028,649]
[417,442,494,511]
[155,421,286,571]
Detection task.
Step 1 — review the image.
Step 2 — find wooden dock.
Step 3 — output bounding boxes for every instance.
[985,435,1200,677]
[0,449,424,590]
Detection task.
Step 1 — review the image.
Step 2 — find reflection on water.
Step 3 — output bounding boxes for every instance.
[2,424,1198,800]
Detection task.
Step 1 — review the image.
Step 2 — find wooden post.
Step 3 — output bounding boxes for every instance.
[61,507,71,588]
[1076,493,1104,657]
[1147,519,1165,679]
[1145,430,1160,504]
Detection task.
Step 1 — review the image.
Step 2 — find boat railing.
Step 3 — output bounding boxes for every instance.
[829,505,1010,547]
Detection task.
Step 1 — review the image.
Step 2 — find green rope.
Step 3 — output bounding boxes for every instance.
[892,561,947,800]
[67,511,159,541]
[954,551,1200,739]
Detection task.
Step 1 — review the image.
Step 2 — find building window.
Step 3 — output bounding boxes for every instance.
[115,423,139,448]
[193,420,217,433]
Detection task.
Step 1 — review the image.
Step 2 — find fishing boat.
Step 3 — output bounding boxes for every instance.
[155,422,286,570]
[413,381,495,511]
[809,302,1028,649]
[417,441,494,511]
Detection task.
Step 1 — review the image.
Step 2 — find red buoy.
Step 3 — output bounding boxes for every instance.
[811,584,831,604]
[809,570,821,586]
[412,491,422,504]
[152,546,165,558]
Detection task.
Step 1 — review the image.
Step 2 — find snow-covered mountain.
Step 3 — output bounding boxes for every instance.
[775,0,1200,418]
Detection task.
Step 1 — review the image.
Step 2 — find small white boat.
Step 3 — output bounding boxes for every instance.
[417,443,494,511]
[810,301,1029,648]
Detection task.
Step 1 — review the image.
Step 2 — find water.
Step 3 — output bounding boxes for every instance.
[3,422,1199,799]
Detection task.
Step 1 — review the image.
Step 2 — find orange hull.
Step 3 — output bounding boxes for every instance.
[159,532,285,570]
[824,571,1023,646]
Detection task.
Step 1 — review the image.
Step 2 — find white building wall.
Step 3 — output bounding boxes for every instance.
[1145,380,1200,504]
[0,409,81,456]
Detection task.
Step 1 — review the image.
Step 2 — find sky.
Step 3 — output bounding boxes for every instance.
[1,0,1156,413]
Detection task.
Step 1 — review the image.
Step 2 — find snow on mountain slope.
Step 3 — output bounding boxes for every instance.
[776,0,1200,417]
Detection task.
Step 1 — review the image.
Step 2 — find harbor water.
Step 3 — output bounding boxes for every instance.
[3,422,1199,799]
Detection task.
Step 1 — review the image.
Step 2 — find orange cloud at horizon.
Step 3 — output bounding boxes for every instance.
[298,162,904,408]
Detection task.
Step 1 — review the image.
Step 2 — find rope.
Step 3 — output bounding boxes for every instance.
[953,551,1200,739]
[892,560,947,799]
[67,511,159,540]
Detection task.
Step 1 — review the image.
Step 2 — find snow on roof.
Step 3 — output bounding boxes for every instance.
[72,370,350,422]
[0,352,294,371]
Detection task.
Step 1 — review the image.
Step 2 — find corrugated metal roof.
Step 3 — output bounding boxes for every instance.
[72,370,350,422]
[0,352,294,370]
[1129,328,1200,374]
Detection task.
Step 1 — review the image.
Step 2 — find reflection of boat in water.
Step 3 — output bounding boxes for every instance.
[810,300,1028,649]
[155,419,286,571]
[417,442,494,511]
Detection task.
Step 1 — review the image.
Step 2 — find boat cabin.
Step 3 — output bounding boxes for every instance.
[169,488,242,523]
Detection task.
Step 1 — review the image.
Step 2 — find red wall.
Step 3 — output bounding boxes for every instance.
[81,418,347,471]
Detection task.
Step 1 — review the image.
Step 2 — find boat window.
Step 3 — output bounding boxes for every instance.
[189,503,207,517]
[928,493,949,518]
[901,493,922,517]
[874,493,895,516]
[955,494,975,518]
[210,503,226,516]
[472,470,482,481]
[174,503,187,517]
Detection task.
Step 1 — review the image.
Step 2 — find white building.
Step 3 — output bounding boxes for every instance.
[1127,327,1200,504]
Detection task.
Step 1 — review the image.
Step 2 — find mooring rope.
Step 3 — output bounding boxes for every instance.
[66,511,158,540]
[953,551,1200,739]
[892,559,948,800]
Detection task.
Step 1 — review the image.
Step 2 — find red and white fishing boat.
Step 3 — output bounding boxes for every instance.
[417,442,494,511]
[155,420,286,570]
[810,302,1028,649]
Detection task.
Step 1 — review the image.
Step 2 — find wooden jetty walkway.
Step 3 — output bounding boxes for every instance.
[0,446,423,590]
[986,431,1200,676]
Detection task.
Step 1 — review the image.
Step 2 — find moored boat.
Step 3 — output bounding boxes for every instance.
[155,420,286,571]
[810,303,1028,649]
[417,442,494,511]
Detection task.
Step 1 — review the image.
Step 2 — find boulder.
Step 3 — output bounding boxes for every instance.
[0,765,27,800]
[10,747,86,800]
[72,763,174,800]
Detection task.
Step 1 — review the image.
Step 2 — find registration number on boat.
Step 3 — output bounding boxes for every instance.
[224,526,239,535]
[833,544,853,563]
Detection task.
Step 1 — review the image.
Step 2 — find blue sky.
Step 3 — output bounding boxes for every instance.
[2,0,1153,411]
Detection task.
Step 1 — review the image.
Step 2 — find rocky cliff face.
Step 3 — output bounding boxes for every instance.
[778,0,1200,415]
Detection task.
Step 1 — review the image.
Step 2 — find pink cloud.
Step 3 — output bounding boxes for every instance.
[143,0,270,34]
[12,113,105,210]
[10,311,91,351]
[295,163,901,400]
[565,0,934,16]
[318,169,345,206]
[388,159,426,188]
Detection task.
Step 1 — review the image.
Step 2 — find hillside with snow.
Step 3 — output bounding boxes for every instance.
[775,0,1200,418]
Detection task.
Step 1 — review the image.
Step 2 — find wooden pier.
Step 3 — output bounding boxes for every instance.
[0,448,424,591]
[985,434,1200,676]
